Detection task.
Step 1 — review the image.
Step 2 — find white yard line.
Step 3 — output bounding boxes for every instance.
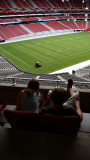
[0,47,31,68]
[13,43,54,63]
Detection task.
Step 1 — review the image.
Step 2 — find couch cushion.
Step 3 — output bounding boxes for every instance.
[41,113,81,136]
[4,110,42,131]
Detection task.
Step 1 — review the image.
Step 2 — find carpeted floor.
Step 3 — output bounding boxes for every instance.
[79,113,90,133]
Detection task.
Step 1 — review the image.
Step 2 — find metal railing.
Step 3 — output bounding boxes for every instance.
[0,77,90,89]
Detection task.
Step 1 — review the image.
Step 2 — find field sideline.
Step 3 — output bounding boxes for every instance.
[0,32,90,74]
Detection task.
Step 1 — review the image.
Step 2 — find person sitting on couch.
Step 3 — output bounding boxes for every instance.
[41,79,83,121]
[16,78,44,112]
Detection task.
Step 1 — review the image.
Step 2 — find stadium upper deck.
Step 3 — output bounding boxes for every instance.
[0,0,90,41]
[0,0,89,10]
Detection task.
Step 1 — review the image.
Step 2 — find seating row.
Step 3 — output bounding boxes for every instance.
[0,20,88,40]
[4,109,81,136]
[0,0,87,9]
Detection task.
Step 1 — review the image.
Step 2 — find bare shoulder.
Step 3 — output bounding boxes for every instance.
[19,89,26,96]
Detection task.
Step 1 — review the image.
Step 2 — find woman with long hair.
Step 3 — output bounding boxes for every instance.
[16,78,44,112]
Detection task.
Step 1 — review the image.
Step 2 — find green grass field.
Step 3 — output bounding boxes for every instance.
[0,32,90,74]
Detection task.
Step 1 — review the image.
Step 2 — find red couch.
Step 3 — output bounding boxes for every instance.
[4,109,81,136]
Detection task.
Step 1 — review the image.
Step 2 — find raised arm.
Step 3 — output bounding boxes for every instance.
[75,100,83,121]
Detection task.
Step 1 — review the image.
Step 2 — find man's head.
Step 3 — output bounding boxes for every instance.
[50,88,66,107]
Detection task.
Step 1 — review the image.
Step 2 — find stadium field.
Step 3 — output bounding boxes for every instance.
[0,32,90,74]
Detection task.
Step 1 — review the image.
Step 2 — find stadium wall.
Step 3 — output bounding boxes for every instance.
[0,40,5,43]
[84,28,90,32]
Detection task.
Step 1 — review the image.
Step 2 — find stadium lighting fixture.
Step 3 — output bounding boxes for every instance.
[62,0,64,2]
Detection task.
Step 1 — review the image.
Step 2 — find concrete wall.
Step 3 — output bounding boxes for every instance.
[0,85,90,113]
[0,85,49,106]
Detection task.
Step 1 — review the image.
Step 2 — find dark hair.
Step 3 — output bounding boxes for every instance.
[26,78,40,95]
[51,88,66,106]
